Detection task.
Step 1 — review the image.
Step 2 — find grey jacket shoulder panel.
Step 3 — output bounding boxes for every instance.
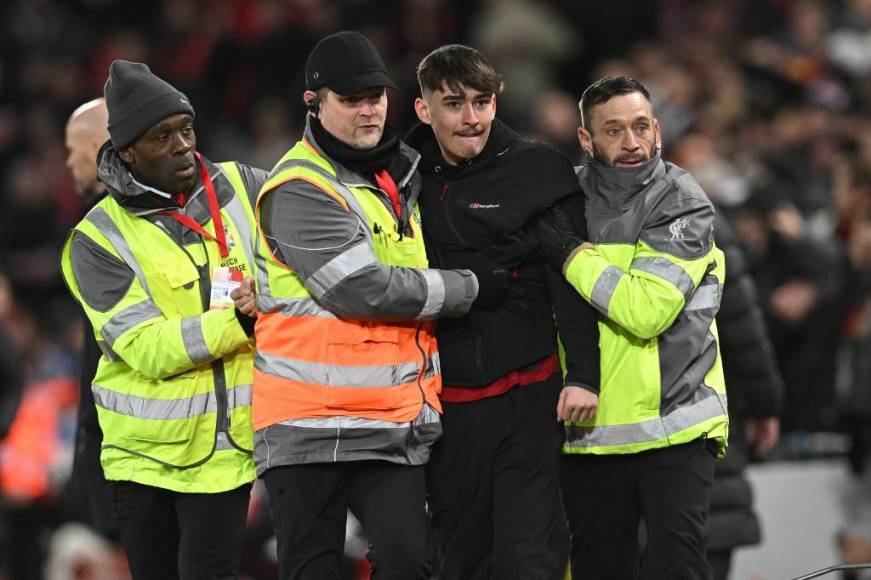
[235,163,268,208]
[70,231,135,313]
[264,179,366,273]
[640,166,716,260]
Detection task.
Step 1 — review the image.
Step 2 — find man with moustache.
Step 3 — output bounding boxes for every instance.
[247,32,478,579]
[535,76,729,579]
[61,61,265,580]
[406,44,600,580]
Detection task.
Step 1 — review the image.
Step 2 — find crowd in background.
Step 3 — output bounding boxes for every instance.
[0,0,868,578]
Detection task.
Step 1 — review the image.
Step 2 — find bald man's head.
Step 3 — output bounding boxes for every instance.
[65,98,109,197]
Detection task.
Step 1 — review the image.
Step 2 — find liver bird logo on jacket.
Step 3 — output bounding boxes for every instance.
[669,217,690,241]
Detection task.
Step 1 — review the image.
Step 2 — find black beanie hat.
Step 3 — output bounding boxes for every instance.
[305,31,397,96]
[104,60,195,149]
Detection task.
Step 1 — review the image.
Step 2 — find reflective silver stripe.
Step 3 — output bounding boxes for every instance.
[223,195,256,280]
[565,391,727,449]
[181,317,213,364]
[94,385,208,419]
[397,153,421,190]
[685,283,721,311]
[417,269,446,319]
[86,207,150,295]
[256,352,425,388]
[227,384,253,409]
[215,431,233,450]
[254,234,276,311]
[93,383,251,420]
[101,299,163,346]
[275,403,440,430]
[96,340,119,362]
[268,158,370,222]
[306,242,377,299]
[269,157,394,249]
[428,352,441,377]
[257,295,338,319]
[270,158,336,187]
[589,265,624,314]
[273,158,373,222]
[631,256,695,299]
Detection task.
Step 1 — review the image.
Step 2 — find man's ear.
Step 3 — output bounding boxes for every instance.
[303,90,320,116]
[414,97,432,125]
[578,127,593,156]
[119,147,134,165]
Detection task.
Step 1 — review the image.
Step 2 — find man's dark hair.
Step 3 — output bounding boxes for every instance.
[417,44,502,96]
[579,76,651,129]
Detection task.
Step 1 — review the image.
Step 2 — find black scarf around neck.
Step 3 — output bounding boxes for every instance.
[310,116,401,178]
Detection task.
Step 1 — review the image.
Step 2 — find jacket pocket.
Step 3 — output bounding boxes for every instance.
[116,375,200,444]
[324,325,405,413]
[145,260,201,318]
[123,417,196,445]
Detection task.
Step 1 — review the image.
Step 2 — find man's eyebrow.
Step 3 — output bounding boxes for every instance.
[600,115,649,127]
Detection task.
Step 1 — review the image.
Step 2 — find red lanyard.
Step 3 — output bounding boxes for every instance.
[374,169,403,220]
[158,152,229,258]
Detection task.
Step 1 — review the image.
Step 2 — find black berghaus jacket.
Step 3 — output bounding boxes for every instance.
[406,119,599,390]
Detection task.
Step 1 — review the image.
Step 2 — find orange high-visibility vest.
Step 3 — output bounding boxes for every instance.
[252,140,441,430]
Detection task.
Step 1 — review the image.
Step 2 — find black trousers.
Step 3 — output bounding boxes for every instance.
[108,481,251,580]
[561,439,717,580]
[262,461,429,580]
[427,373,569,580]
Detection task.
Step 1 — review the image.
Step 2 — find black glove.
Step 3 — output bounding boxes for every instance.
[464,251,513,309]
[489,227,538,268]
[534,204,587,273]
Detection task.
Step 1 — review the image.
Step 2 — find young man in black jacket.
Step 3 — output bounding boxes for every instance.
[407,44,600,580]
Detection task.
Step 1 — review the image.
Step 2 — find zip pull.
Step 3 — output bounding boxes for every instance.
[440,183,448,202]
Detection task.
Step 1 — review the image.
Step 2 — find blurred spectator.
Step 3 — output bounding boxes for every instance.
[471,0,580,131]
[827,0,871,79]
[731,192,843,433]
[0,297,80,579]
[60,98,120,545]
[531,89,585,162]
[834,195,871,572]
[0,276,22,442]
[706,215,784,580]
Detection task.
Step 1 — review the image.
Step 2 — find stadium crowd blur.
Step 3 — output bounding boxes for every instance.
[0,0,868,578]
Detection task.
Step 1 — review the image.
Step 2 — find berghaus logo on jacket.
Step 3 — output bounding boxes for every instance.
[469,202,500,209]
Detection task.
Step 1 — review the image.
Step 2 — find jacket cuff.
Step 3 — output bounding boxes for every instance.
[565,381,599,396]
[439,269,478,318]
[562,243,592,276]
[234,308,256,337]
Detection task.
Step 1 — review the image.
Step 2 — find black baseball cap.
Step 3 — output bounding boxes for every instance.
[305,31,397,95]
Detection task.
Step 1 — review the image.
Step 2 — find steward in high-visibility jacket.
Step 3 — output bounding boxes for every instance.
[558,154,729,457]
[251,117,479,471]
[536,76,728,579]
[61,142,265,493]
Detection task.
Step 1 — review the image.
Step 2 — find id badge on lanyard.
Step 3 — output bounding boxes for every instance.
[210,266,243,310]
